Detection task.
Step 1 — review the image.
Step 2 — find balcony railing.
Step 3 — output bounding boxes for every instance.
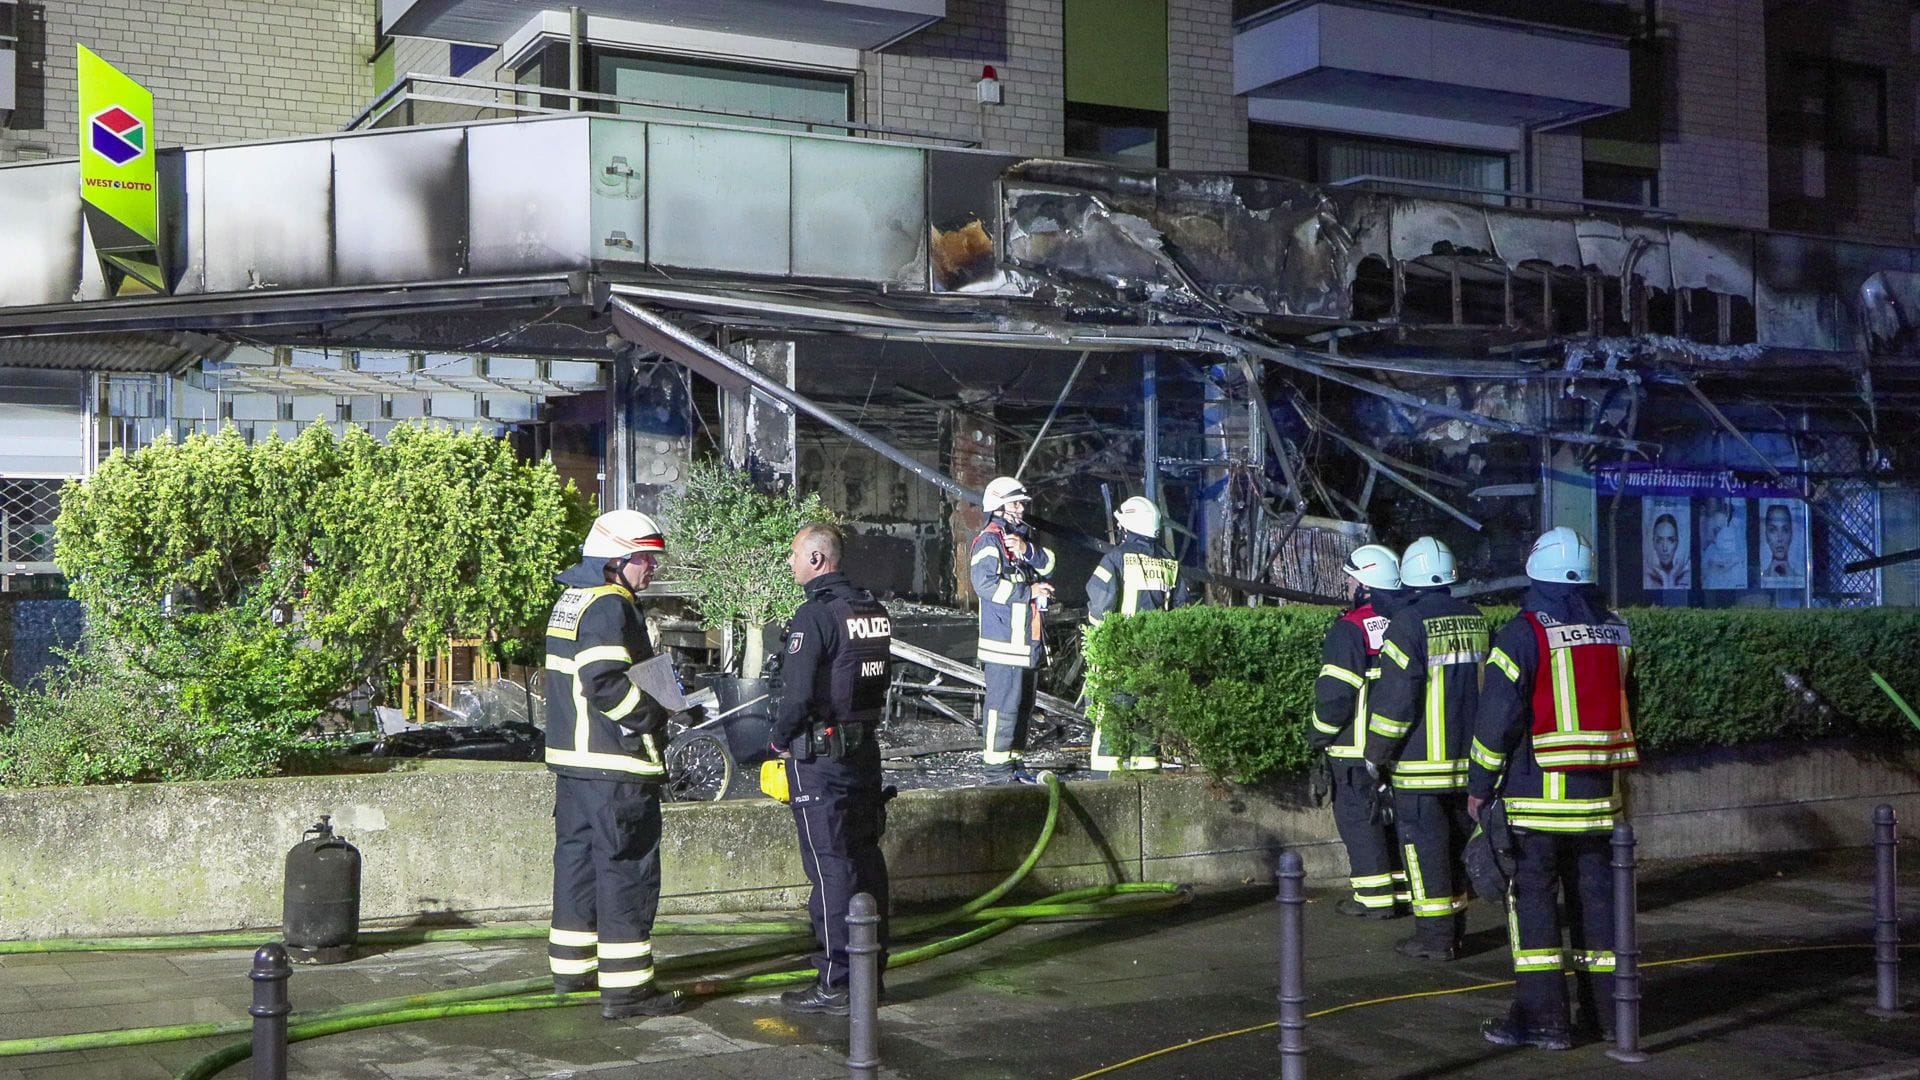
[346,72,979,149]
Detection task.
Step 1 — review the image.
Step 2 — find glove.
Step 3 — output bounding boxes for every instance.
[618,698,672,740]
[1308,752,1331,807]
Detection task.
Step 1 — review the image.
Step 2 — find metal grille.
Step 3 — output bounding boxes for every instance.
[1811,479,1880,607]
[0,478,62,573]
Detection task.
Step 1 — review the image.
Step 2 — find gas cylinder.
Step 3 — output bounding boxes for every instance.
[282,815,360,964]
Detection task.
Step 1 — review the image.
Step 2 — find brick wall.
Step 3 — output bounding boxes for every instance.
[862,0,1064,157]
[1167,0,1245,172]
[1655,0,1771,229]
[1786,0,1916,245]
[1,0,375,163]
[1532,129,1584,206]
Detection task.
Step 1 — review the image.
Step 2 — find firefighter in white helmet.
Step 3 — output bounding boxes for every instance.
[1308,543,1410,917]
[1084,496,1187,775]
[1468,527,1639,1050]
[970,476,1057,784]
[542,509,683,1018]
[1364,536,1489,961]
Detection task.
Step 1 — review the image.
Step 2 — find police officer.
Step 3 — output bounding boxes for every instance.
[1364,536,1488,961]
[543,509,682,1019]
[1309,543,1408,918]
[1468,527,1640,1050]
[1084,496,1187,775]
[773,523,893,1015]
[971,476,1057,784]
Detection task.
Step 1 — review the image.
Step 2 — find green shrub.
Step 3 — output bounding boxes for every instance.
[3,424,593,788]
[1084,604,1920,784]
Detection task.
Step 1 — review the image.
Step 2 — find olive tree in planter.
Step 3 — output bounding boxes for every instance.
[658,458,839,679]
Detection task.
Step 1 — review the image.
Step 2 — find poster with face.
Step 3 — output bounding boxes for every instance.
[1641,496,1692,590]
[1758,500,1808,589]
[1698,496,1748,590]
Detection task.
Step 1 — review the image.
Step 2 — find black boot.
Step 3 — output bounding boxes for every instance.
[1481,1011,1572,1051]
[600,986,683,1020]
[1394,935,1458,961]
[1336,898,1399,920]
[780,981,851,1016]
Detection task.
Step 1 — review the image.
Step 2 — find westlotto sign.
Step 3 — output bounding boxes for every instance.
[77,45,158,249]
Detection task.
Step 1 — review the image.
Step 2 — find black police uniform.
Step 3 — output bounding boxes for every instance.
[1364,586,1489,958]
[542,558,671,1010]
[773,570,893,995]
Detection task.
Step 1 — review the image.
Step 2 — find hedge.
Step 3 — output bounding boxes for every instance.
[1082,604,1920,783]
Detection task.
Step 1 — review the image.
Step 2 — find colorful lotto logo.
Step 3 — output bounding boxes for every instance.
[89,106,145,166]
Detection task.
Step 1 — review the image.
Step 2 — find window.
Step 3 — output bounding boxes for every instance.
[1584,162,1658,208]
[1066,102,1167,167]
[1248,124,1509,202]
[592,52,850,133]
[1769,57,1887,155]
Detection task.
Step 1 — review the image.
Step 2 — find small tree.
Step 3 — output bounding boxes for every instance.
[3,424,593,786]
[659,459,838,673]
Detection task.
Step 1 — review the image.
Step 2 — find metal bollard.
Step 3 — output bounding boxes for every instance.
[847,892,882,1080]
[1870,804,1904,1019]
[1606,823,1648,1064]
[249,943,292,1080]
[1276,850,1306,1080]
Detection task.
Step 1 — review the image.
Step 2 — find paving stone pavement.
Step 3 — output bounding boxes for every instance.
[4,848,1920,1079]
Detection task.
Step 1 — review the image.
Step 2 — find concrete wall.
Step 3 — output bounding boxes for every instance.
[1,0,376,163]
[3,741,1918,940]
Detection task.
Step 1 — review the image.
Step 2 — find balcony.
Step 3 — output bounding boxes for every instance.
[382,0,945,51]
[1235,0,1632,151]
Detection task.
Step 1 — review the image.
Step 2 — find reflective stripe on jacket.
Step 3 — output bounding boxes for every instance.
[1364,590,1488,792]
[1086,536,1182,626]
[543,559,666,781]
[971,520,1055,669]
[1311,603,1390,759]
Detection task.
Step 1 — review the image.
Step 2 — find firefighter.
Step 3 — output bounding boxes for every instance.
[543,509,682,1019]
[1468,527,1639,1049]
[772,523,894,1015]
[1084,496,1186,775]
[971,476,1057,784]
[1364,536,1488,961]
[1309,543,1409,918]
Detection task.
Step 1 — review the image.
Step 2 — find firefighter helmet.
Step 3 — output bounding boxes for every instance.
[1525,525,1597,584]
[1341,543,1402,591]
[982,476,1031,514]
[1114,496,1160,537]
[1400,536,1457,587]
[582,509,666,558]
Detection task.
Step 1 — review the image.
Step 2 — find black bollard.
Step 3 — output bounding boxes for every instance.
[1606,823,1648,1064]
[1870,804,1904,1019]
[1276,850,1306,1080]
[847,892,881,1080]
[249,943,292,1080]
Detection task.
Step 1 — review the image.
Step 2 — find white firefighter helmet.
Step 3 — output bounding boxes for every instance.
[1399,536,1458,587]
[982,476,1031,514]
[1114,496,1160,537]
[1525,525,1597,584]
[582,509,666,559]
[1341,543,1402,591]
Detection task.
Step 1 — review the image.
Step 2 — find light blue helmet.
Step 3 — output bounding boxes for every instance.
[1399,536,1457,587]
[1526,526,1596,584]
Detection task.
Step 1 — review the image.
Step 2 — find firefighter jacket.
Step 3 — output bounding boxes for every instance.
[970,517,1056,669]
[1086,535,1185,625]
[1364,587,1489,792]
[543,558,668,782]
[1467,584,1639,834]
[1310,589,1405,760]
[772,572,893,749]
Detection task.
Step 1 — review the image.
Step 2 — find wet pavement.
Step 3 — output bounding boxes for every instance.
[4,848,1919,1079]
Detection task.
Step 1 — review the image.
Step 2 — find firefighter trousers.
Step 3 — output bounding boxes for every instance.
[1507,829,1615,1034]
[549,776,663,1003]
[982,663,1036,767]
[1394,788,1472,946]
[1329,760,1405,910]
[789,735,891,989]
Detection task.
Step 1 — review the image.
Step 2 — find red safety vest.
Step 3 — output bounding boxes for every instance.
[1525,611,1640,771]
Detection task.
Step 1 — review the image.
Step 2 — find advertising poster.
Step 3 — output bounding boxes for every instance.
[1641,496,1692,590]
[1758,500,1808,589]
[1698,496,1748,591]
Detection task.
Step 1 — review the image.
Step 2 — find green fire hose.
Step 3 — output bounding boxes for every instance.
[0,773,1194,1080]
